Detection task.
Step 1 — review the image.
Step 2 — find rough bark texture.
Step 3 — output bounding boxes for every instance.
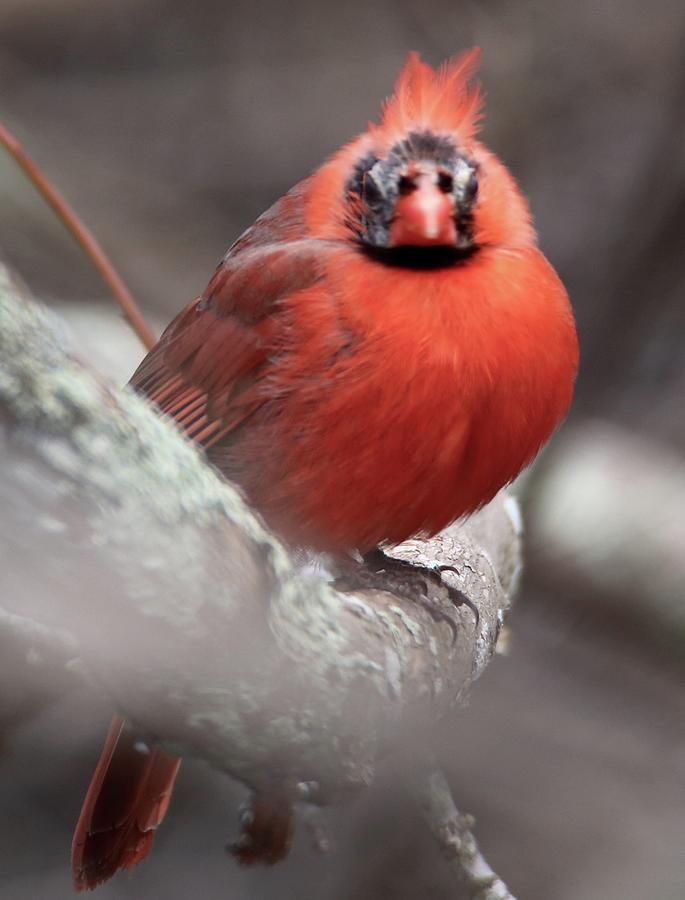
[0,261,520,807]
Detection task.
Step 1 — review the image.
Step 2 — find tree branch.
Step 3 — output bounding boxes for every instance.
[0,261,520,866]
[415,766,516,900]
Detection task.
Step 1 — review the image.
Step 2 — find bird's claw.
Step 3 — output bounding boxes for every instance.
[361,550,479,644]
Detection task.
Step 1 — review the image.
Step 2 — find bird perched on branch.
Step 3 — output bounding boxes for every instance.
[72,49,578,890]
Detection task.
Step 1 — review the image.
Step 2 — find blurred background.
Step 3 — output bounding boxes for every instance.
[1,1,684,898]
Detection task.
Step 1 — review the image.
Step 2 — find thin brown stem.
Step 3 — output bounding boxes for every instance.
[0,120,156,350]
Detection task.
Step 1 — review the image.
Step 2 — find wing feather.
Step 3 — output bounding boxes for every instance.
[130,239,330,450]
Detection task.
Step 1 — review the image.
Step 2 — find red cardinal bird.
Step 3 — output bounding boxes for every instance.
[72,50,578,889]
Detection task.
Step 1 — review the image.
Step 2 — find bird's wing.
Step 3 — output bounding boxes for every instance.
[129,239,331,449]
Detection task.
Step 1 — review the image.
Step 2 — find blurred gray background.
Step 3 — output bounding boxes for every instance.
[1,1,684,898]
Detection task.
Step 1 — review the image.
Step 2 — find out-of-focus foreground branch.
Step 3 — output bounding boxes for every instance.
[0,263,521,892]
[530,421,685,645]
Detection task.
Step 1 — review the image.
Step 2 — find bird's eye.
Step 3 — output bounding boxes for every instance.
[463,170,478,203]
[363,173,383,205]
[437,171,454,193]
[397,174,416,195]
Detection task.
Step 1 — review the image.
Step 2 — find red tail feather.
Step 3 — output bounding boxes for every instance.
[71,716,181,891]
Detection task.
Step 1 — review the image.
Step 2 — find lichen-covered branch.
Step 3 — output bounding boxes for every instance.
[0,260,520,807]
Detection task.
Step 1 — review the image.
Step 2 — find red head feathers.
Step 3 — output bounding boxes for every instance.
[374,49,484,146]
[307,49,488,244]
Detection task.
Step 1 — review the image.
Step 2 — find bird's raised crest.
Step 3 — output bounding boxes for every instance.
[374,49,483,145]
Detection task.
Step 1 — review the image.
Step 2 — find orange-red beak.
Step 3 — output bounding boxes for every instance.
[389,174,457,247]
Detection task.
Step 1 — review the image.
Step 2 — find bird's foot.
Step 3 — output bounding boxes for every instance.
[361,548,479,643]
[228,787,294,866]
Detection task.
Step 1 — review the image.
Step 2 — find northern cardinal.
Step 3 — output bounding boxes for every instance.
[72,50,578,890]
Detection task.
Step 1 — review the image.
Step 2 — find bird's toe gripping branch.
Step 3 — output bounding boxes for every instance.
[228,787,295,866]
[356,548,479,643]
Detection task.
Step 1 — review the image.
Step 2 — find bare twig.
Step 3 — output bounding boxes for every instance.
[0,120,156,349]
[415,765,517,900]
